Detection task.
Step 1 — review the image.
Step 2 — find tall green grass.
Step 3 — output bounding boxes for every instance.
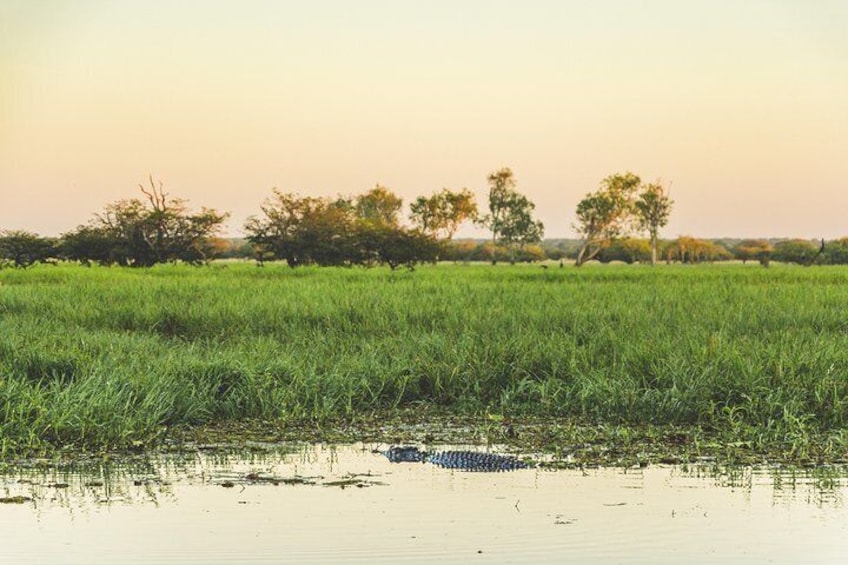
[1,262,847,455]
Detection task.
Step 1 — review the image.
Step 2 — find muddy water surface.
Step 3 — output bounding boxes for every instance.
[1,444,847,564]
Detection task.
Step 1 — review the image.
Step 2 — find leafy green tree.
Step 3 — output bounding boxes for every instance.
[514,243,547,263]
[772,239,824,265]
[245,187,437,270]
[665,237,731,263]
[541,239,582,261]
[476,241,510,263]
[573,172,641,266]
[0,231,56,268]
[66,177,229,266]
[823,238,848,265]
[409,188,478,240]
[499,197,544,263]
[58,226,123,265]
[244,191,356,267]
[437,189,477,238]
[634,181,673,266]
[356,225,440,270]
[441,239,479,262]
[598,238,651,264]
[480,167,515,264]
[479,167,544,264]
[245,191,305,266]
[354,184,403,228]
[733,239,773,267]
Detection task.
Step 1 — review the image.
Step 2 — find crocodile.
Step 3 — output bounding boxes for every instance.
[381,445,529,472]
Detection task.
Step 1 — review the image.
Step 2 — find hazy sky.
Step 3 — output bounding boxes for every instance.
[2,0,846,239]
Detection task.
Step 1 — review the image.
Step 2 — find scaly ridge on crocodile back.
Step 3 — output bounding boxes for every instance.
[382,445,528,472]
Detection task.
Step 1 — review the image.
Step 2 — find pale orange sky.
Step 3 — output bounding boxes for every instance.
[1,1,846,239]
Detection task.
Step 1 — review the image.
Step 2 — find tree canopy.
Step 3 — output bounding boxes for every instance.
[409,188,478,240]
[573,172,642,266]
[479,168,544,264]
[634,181,674,266]
[772,239,824,266]
[0,231,56,268]
[733,239,773,267]
[354,184,403,228]
[60,177,229,267]
[244,191,357,267]
[244,187,439,270]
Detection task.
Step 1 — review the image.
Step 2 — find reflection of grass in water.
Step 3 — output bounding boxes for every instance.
[1,262,848,461]
[675,462,847,506]
[0,454,183,509]
[0,445,845,512]
[0,445,381,509]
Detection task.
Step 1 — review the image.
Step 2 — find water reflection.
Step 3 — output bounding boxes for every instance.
[1,457,175,512]
[670,462,846,508]
[1,444,847,564]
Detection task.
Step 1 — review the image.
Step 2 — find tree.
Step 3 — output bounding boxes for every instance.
[573,172,641,266]
[441,239,479,262]
[598,238,651,264]
[0,231,56,268]
[409,188,478,240]
[480,168,515,264]
[772,239,824,266]
[823,238,848,265]
[634,181,673,266]
[479,167,544,264]
[356,225,440,270]
[354,184,403,228]
[733,239,773,267]
[514,243,547,263]
[498,195,544,263]
[58,226,123,265]
[438,189,478,239]
[244,187,437,270]
[665,237,731,263]
[244,191,356,267]
[541,239,582,261]
[65,177,229,266]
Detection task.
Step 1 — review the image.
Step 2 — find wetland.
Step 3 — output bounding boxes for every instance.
[2,443,848,564]
[3,262,848,560]
[2,262,848,464]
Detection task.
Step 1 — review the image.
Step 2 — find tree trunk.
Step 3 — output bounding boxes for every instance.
[575,244,587,267]
[650,234,658,266]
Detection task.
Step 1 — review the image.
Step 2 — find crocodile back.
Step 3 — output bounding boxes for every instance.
[425,450,528,472]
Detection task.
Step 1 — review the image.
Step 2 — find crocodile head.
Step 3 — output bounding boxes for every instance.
[382,445,427,463]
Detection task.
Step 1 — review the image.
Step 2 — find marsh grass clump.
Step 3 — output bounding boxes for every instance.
[1,262,848,460]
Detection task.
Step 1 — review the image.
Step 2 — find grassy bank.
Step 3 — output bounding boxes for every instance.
[1,262,847,462]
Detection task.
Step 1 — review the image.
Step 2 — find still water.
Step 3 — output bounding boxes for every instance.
[1,444,847,564]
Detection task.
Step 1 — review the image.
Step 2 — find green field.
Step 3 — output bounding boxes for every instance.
[1,262,847,462]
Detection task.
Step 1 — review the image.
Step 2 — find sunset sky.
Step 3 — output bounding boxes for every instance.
[2,1,846,239]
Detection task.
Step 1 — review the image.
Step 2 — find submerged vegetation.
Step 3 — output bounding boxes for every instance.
[1,262,847,464]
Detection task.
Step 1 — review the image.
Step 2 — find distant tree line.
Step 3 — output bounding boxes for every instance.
[0,167,543,270]
[204,236,848,267]
[1,168,846,269]
[434,237,841,266]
